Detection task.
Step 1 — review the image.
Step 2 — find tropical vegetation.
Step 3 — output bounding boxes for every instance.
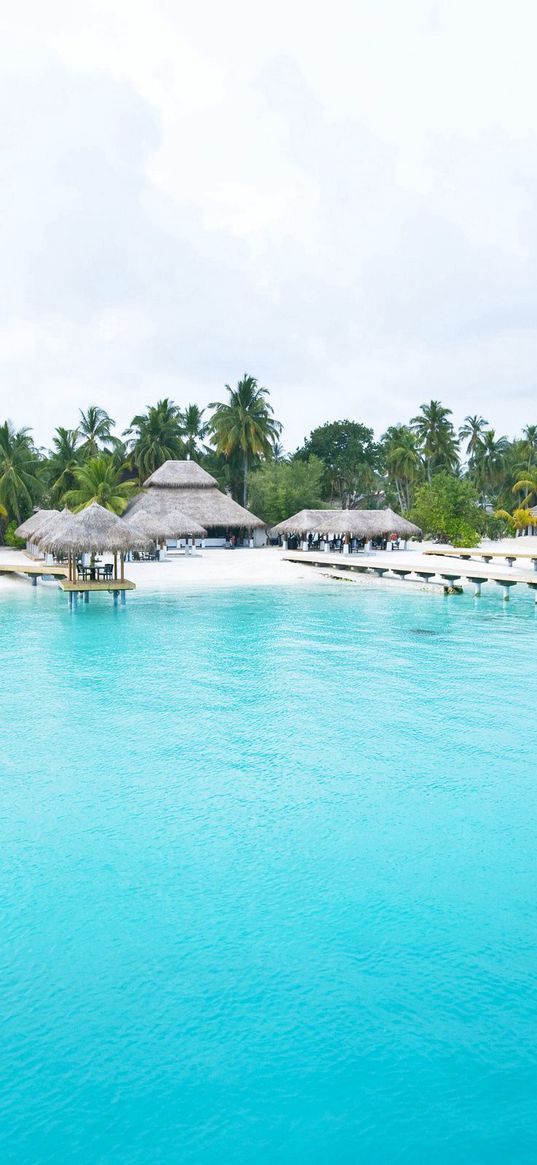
[1,383,536,545]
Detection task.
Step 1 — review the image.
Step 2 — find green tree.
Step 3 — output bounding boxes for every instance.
[46,427,82,504]
[381,425,423,512]
[248,455,326,525]
[471,430,508,499]
[459,414,488,460]
[296,420,379,507]
[411,400,459,482]
[0,421,42,522]
[494,506,537,534]
[511,468,537,507]
[209,374,282,506]
[520,424,537,470]
[125,398,184,479]
[64,455,138,514]
[79,406,116,459]
[178,404,209,460]
[410,472,484,546]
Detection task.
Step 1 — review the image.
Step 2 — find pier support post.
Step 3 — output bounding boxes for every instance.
[113,590,119,606]
[121,590,126,605]
[31,575,37,587]
[474,582,481,597]
[84,591,89,603]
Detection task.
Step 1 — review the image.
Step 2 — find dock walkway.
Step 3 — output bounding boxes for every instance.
[0,560,68,585]
[0,553,135,601]
[283,550,537,601]
[424,547,537,570]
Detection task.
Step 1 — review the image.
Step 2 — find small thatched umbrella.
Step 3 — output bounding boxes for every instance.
[129,504,207,548]
[31,506,76,548]
[365,508,421,539]
[15,509,60,543]
[35,502,149,582]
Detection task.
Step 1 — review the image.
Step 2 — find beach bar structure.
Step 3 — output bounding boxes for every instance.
[125,460,266,549]
[33,503,148,604]
[271,508,421,552]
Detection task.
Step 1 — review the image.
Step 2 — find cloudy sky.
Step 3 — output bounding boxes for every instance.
[1,0,536,451]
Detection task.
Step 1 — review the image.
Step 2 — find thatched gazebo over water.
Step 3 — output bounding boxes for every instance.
[34,503,148,603]
[126,460,265,548]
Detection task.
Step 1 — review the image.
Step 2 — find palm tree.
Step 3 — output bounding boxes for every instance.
[209,374,282,506]
[79,406,116,459]
[271,441,287,463]
[520,424,537,469]
[64,455,138,514]
[178,404,209,460]
[125,399,184,478]
[383,425,423,511]
[494,506,537,534]
[459,415,488,459]
[411,400,459,482]
[511,469,537,508]
[0,421,41,522]
[46,427,82,504]
[472,430,508,498]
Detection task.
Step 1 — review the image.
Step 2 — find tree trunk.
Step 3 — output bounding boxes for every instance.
[243,453,248,508]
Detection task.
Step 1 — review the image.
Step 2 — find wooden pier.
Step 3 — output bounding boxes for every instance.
[0,561,68,585]
[0,556,135,602]
[283,550,537,601]
[423,546,537,571]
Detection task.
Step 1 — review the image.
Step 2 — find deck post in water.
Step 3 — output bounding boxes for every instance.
[469,576,485,597]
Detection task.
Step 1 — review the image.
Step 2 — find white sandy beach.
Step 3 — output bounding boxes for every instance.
[2,537,537,597]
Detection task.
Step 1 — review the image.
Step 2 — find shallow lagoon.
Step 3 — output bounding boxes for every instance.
[1,582,536,1163]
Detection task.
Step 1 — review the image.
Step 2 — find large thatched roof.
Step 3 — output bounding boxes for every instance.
[15,509,60,540]
[129,504,207,540]
[144,460,218,489]
[127,460,265,530]
[35,503,149,554]
[271,508,421,538]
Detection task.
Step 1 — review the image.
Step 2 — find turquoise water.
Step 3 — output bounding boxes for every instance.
[1,580,537,1163]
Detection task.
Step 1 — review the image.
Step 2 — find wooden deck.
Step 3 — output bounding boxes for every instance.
[0,561,68,577]
[283,550,537,600]
[59,579,135,592]
[424,547,537,569]
[0,557,135,599]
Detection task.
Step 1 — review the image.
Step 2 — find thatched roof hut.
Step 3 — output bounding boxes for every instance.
[368,508,421,538]
[15,509,60,541]
[35,503,149,555]
[271,508,421,539]
[129,504,207,541]
[126,460,265,532]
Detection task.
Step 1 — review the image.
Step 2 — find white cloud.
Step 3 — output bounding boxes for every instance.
[1,0,537,451]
